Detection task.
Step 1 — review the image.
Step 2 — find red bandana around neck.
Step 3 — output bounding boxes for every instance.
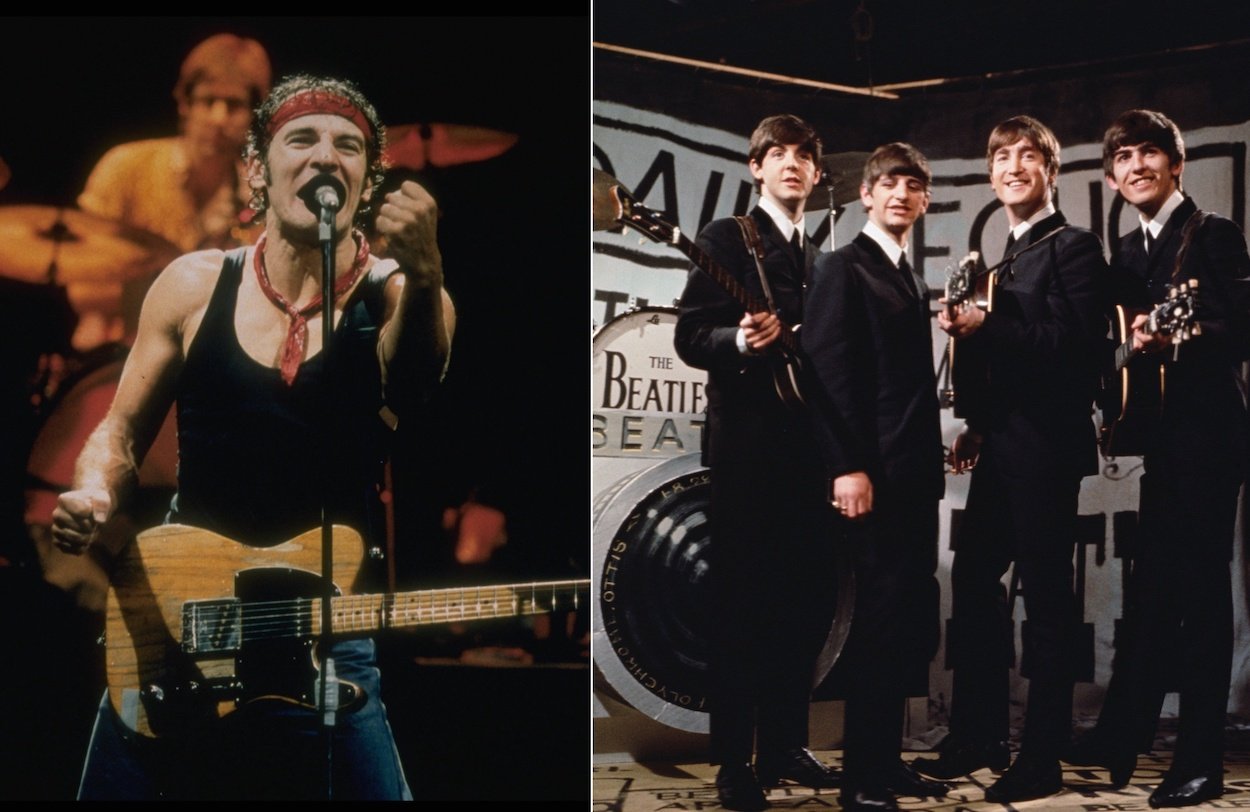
[252,230,372,385]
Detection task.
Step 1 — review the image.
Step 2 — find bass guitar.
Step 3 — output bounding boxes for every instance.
[1096,280,1199,457]
[104,523,589,738]
[598,170,806,410]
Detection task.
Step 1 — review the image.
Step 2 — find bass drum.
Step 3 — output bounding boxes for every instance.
[592,347,856,734]
[24,347,178,612]
[592,306,706,466]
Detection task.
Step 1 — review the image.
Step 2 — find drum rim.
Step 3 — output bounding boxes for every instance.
[591,304,679,348]
[591,452,856,733]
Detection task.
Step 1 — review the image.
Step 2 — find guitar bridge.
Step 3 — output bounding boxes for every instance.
[182,598,242,655]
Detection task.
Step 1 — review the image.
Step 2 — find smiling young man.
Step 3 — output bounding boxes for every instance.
[801,143,949,812]
[51,75,454,800]
[1063,109,1250,809]
[917,116,1108,804]
[674,114,841,811]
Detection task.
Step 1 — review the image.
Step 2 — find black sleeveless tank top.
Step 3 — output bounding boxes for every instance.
[169,248,394,550]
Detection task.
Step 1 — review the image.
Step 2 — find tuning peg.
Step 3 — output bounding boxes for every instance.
[1192,322,1202,336]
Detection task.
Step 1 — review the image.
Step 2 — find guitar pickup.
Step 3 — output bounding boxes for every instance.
[182,598,242,655]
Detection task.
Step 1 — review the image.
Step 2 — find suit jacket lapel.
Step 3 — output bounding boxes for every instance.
[1023,210,1066,248]
[1149,196,1199,278]
[853,232,916,302]
[752,205,805,280]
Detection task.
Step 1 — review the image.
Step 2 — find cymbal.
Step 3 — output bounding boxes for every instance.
[0,205,181,285]
[592,168,625,231]
[385,122,519,170]
[806,151,872,212]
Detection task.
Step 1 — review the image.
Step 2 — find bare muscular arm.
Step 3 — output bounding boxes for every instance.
[372,179,456,416]
[50,253,219,551]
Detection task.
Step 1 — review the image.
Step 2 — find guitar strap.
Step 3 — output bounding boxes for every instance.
[1171,208,1211,285]
[733,215,779,315]
[999,223,1067,280]
[1168,209,1247,409]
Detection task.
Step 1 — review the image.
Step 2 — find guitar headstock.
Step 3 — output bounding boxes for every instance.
[593,168,680,246]
[943,251,981,306]
[1150,277,1201,345]
[611,185,680,247]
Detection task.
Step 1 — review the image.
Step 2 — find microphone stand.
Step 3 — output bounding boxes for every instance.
[826,184,837,252]
[316,199,339,800]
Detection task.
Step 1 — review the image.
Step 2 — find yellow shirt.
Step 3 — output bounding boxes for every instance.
[78,137,255,253]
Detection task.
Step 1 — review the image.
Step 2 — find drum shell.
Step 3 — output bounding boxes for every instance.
[24,353,177,612]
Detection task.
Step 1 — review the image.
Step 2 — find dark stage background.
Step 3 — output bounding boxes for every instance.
[0,16,590,802]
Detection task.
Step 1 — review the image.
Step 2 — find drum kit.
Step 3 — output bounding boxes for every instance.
[384,122,518,171]
[0,176,184,576]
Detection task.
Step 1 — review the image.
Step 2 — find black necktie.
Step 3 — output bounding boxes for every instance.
[899,254,926,304]
[790,230,804,269]
[1004,231,1018,259]
[1143,228,1153,256]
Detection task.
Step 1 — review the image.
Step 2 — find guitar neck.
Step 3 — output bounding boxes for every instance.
[675,233,800,355]
[316,579,589,636]
[1114,340,1139,372]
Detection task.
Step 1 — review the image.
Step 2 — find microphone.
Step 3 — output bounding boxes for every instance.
[298,175,347,215]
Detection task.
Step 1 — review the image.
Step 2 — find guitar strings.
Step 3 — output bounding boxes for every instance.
[202,581,587,642]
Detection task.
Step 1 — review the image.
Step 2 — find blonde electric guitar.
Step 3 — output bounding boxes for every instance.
[105,524,588,738]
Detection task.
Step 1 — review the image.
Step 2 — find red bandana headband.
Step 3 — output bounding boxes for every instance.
[266,89,374,143]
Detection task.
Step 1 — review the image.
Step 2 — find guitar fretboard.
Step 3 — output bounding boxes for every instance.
[1114,341,1139,373]
[621,199,800,356]
[675,234,800,356]
[310,579,589,636]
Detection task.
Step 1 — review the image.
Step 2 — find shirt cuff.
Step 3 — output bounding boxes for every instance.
[736,327,755,355]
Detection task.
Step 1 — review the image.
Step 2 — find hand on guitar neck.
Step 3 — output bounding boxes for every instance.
[1129,312,1176,354]
[740,310,784,353]
[1129,284,1200,356]
[1114,279,1200,369]
[937,251,988,339]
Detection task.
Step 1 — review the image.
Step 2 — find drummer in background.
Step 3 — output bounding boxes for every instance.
[73,33,271,349]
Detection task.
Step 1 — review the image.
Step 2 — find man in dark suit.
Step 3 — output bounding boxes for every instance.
[674,114,840,811]
[915,116,1108,803]
[801,143,950,812]
[1062,109,1250,808]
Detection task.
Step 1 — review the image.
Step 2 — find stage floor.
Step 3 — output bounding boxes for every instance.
[594,722,1250,812]
[594,751,1250,811]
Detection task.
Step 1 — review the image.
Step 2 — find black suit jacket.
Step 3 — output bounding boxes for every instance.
[674,205,820,469]
[953,211,1107,478]
[801,232,945,499]
[1109,196,1250,478]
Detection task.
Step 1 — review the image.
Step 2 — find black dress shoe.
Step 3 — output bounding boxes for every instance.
[755,747,841,789]
[1148,772,1223,808]
[716,763,769,812]
[839,785,899,812]
[911,737,1010,779]
[887,760,951,798]
[983,756,1063,804]
[1062,731,1136,788]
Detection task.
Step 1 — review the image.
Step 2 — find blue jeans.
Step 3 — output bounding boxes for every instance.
[78,638,412,800]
